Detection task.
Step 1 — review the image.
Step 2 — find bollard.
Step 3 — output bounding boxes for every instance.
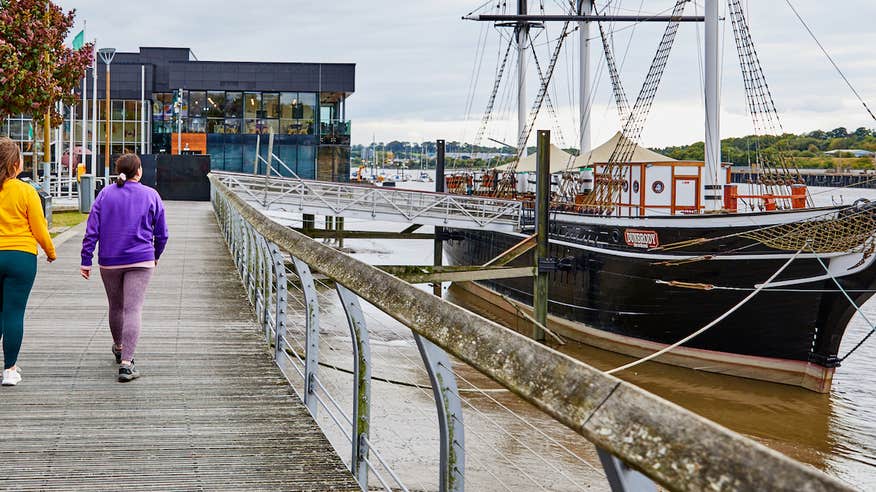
[791,184,807,209]
[723,184,738,212]
[79,174,96,213]
[533,130,550,342]
[42,162,51,191]
[37,190,52,228]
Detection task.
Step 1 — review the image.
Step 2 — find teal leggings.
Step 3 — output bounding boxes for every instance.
[0,251,36,369]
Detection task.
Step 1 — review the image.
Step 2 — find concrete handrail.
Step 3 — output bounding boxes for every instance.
[210,173,851,492]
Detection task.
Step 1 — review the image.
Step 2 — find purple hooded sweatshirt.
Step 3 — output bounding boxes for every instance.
[81,182,169,267]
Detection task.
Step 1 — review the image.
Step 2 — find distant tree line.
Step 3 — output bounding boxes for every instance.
[353,127,876,171]
[653,127,876,169]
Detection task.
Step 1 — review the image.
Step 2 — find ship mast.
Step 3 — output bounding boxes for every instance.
[704,0,721,210]
[466,5,704,163]
[516,0,529,151]
[578,0,593,156]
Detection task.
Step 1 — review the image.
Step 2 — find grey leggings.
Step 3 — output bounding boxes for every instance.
[99,267,154,361]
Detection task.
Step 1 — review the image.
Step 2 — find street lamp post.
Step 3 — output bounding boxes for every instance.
[98,48,116,180]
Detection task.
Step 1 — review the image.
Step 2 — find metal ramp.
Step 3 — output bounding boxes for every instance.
[211,171,524,232]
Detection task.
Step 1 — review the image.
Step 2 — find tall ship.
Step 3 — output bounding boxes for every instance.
[444,0,876,392]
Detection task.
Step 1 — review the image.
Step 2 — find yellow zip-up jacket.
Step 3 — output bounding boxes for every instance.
[0,179,56,259]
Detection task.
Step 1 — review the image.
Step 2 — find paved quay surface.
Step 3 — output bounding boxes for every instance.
[0,201,358,491]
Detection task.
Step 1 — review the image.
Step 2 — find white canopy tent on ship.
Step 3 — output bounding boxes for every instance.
[495,132,675,173]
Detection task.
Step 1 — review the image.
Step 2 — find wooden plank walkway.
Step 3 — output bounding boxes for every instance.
[0,201,358,491]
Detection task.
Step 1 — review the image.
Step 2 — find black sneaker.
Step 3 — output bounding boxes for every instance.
[112,345,122,364]
[118,361,140,382]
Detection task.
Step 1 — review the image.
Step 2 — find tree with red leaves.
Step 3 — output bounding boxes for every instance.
[0,0,92,126]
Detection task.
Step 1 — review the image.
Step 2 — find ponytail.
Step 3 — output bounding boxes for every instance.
[115,154,141,188]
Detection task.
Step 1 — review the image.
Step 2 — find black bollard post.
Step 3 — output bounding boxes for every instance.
[433,140,446,297]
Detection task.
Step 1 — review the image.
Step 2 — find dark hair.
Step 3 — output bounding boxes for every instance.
[0,137,22,191]
[115,154,141,187]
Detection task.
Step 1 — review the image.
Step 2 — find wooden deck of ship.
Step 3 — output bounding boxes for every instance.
[0,202,358,491]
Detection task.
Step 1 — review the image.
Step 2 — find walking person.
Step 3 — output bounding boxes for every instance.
[80,154,168,382]
[0,137,56,386]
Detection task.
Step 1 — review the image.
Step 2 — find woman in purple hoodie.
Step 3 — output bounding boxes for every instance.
[80,154,168,382]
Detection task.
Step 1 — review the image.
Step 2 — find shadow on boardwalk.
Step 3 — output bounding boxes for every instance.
[0,201,358,491]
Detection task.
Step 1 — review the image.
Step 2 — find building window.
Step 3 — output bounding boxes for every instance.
[189,91,206,117]
[111,100,125,120]
[244,92,260,119]
[263,93,279,119]
[226,92,242,118]
[124,100,140,120]
[189,117,207,133]
[280,92,296,119]
[207,91,225,117]
[300,92,316,128]
[223,118,241,134]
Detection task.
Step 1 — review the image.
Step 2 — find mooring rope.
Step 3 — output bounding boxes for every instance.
[809,247,876,362]
[605,246,805,375]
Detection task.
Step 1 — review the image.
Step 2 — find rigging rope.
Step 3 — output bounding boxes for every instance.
[606,246,805,375]
[474,39,515,146]
[514,22,573,157]
[810,248,876,362]
[727,0,805,208]
[597,21,632,127]
[528,34,568,147]
[784,0,876,122]
[584,0,688,213]
[653,203,876,255]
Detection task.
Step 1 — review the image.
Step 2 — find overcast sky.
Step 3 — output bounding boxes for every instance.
[57,1,876,148]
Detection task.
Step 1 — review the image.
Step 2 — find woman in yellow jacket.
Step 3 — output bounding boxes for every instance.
[0,137,56,386]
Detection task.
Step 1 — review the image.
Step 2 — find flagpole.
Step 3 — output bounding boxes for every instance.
[55,101,62,196]
[80,20,87,199]
[91,40,97,179]
[140,65,145,154]
[41,5,51,185]
[69,98,74,193]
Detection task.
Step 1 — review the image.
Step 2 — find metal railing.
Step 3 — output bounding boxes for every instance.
[43,175,116,200]
[212,170,524,232]
[210,173,851,492]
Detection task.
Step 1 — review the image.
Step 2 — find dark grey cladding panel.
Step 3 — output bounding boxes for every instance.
[138,47,191,61]
[95,48,191,92]
[84,47,354,97]
[112,53,141,64]
[78,64,155,100]
[319,64,356,92]
[166,62,354,92]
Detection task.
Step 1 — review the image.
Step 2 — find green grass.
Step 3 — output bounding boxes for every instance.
[50,211,88,237]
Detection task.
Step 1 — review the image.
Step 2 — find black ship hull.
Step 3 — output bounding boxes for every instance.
[444,205,876,392]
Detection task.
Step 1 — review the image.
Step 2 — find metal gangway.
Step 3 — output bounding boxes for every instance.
[210,170,525,232]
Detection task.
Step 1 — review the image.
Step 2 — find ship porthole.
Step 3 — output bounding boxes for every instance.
[611,229,621,243]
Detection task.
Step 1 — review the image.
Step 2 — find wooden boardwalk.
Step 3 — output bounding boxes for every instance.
[0,202,358,491]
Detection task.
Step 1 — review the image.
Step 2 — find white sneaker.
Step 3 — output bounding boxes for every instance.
[2,367,21,386]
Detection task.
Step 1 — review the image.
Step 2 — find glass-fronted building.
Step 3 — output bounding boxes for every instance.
[2,47,354,181]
